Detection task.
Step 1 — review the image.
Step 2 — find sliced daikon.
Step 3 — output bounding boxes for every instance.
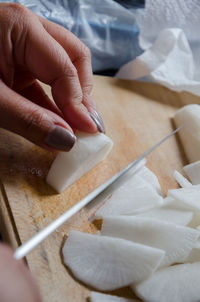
[168,185,200,211]
[137,207,193,226]
[174,104,200,162]
[46,131,113,193]
[62,230,165,291]
[134,262,200,302]
[183,160,200,184]
[173,170,192,188]
[95,175,163,219]
[137,166,162,195]
[101,216,199,267]
[90,292,138,302]
[184,247,200,263]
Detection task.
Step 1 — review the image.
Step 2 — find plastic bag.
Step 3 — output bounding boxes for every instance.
[1,0,144,73]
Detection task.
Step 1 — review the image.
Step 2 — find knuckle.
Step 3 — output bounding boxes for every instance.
[77,43,91,62]
[63,64,78,79]
[82,83,93,95]
[81,45,91,59]
[8,3,29,16]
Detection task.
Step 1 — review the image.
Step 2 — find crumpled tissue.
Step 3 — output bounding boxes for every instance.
[116,0,200,96]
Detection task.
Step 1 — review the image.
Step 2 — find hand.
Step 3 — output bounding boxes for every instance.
[0,243,42,302]
[0,3,105,151]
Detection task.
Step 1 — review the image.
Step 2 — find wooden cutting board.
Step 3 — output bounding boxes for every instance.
[0,75,200,302]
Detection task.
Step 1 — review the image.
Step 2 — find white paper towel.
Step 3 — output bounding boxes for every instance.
[116,0,200,96]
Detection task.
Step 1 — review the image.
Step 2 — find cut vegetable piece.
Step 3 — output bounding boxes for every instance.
[174,104,200,162]
[90,292,138,302]
[183,160,200,184]
[184,247,200,263]
[101,216,199,267]
[137,166,163,195]
[137,207,194,226]
[168,185,200,211]
[95,175,163,218]
[173,170,192,188]
[46,131,113,193]
[134,262,200,302]
[63,230,165,291]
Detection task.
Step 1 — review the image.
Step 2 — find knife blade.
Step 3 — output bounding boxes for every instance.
[14,126,181,260]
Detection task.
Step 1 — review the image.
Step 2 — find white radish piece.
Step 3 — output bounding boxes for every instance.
[184,247,200,263]
[137,166,163,195]
[62,230,165,291]
[137,207,194,226]
[101,216,200,267]
[134,262,200,302]
[90,292,138,302]
[174,104,200,162]
[46,131,113,193]
[95,175,163,219]
[173,170,192,188]
[183,160,200,184]
[168,185,200,211]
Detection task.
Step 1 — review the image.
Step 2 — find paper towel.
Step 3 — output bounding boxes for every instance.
[116,0,200,96]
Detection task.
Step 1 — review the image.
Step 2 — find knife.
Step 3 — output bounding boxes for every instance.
[14,127,181,260]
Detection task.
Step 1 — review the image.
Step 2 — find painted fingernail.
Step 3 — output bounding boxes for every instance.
[45,125,76,151]
[89,109,105,133]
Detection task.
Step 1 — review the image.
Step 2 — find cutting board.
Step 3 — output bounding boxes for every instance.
[0,75,200,302]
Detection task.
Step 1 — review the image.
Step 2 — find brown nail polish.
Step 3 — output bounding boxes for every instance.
[89,109,105,133]
[45,125,76,151]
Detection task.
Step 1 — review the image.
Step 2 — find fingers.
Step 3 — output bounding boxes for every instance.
[0,80,76,151]
[39,17,94,96]
[38,17,105,133]
[0,243,42,302]
[12,9,98,132]
[19,80,63,118]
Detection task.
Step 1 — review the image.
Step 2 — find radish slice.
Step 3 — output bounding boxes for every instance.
[95,175,163,219]
[173,170,192,188]
[174,104,200,162]
[184,247,200,263]
[183,161,200,185]
[90,292,138,302]
[46,131,113,193]
[62,230,165,291]
[137,166,163,195]
[137,207,194,226]
[101,216,200,267]
[168,185,200,211]
[134,262,200,302]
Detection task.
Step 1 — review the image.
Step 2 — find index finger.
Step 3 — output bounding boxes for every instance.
[15,9,97,132]
[39,16,94,99]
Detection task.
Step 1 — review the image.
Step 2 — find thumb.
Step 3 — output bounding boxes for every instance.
[0,243,42,302]
[0,80,76,151]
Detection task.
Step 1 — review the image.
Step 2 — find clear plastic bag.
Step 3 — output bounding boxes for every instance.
[1,0,144,73]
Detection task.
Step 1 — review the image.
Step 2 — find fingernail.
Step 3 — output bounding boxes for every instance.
[45,125,76,151]
[89,109,105,133]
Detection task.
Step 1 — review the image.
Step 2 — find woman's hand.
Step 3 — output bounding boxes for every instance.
[0,3,105,151]
[0,243,42,302]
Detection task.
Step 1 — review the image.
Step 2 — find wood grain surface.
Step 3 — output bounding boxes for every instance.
[0,75,199,301]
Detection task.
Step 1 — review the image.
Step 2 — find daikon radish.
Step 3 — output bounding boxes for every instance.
[62,230,165,291]
[101,216,200,267]
[173,170,192,188]
[137,207,193,226]
[46,131,113,193]
[134,262,200,302]
[183,161,200,184]
[137,166,162,195]
[168,185,200,211]
[95,175,163,219]
[174,104,200,162]
[90,292,138,302]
